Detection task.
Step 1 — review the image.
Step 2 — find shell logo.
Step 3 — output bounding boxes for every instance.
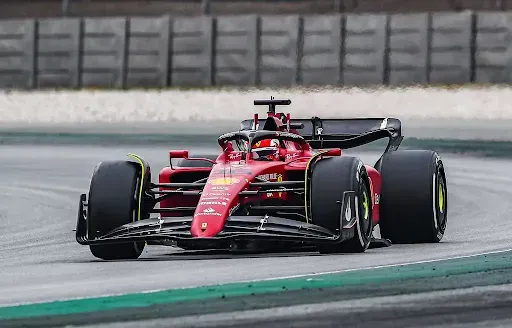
[277,174,283,197]
[209,177,241,185]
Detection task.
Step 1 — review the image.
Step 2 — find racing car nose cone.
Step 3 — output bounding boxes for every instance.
[191,206,225,237]
[191,164,254,237]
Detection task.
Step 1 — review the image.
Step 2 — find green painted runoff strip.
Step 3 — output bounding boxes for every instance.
[1,250,512,320]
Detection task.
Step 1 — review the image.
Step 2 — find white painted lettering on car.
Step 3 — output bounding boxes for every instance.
[199,201,227,206]
[257,173,282,181]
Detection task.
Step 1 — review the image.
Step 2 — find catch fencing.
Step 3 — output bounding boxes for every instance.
[0,11,510,89]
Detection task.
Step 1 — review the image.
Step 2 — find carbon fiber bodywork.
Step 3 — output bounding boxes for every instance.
[76,192,391,250]
[76,193,354,247]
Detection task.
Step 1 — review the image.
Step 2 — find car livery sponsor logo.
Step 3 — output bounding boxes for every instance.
[212,167,252,175]
[379,118,388,129]
[211,186,229,191]
[228,204,240,216]
[345,201,352,222]
[209,177,240,185]
[435,153,441,165]
[199,201,227,206]
[369,178,374,207]
[257,173,282,181]
[201,222,208,231]
[264,188,288,193]
[201,196,230,201]
[356,161,363,181]
[202,192,231,197]
[285,153,299,160]
[277,131,303,140]
[228,152,242,160]
[195,208,222,217]
[219,132,236,140]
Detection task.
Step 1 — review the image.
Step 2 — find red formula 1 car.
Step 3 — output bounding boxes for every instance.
[76,98,448,260]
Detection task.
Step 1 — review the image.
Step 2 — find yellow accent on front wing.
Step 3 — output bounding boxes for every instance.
[127,153,145,222]
[304,150,329,224]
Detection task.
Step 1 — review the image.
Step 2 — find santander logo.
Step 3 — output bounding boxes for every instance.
[194,207,222,217]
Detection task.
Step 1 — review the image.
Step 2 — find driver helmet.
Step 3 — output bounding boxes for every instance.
[252,139,280,161]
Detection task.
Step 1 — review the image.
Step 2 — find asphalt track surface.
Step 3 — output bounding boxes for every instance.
[75,284,512,328]
[2,143,512,310]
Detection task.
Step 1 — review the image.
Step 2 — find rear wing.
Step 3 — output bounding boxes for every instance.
[290,117,401,139]
[240,117,403,151]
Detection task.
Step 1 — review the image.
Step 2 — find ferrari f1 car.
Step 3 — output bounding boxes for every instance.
[76,98,448,260]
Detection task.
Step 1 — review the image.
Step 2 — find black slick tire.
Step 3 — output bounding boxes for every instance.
[378,150,447,244]
[310,156,373,254]
[87,161,145,260]
[175,154,218,168]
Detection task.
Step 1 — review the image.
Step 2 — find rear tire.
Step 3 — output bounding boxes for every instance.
[87,161,145,260]
[378,150,447,244]
[310,156,373,254]
[175,154,218,168]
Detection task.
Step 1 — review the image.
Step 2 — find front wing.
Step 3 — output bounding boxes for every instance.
[75,196,347,246]
[75,193,391,249]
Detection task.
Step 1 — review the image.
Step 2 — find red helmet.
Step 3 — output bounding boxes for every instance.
[252,139,280,161]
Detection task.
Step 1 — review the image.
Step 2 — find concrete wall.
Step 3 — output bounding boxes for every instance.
[300,15,342,85]
[342,14,386,85]
[37,18,80,88]
[0,11,509,89]
[127,16,170,88]
[0,19,35,88]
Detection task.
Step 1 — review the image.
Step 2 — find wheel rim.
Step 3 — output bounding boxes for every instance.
[438,182,444,214]
[360,182,372,237]
[436,173,447,229]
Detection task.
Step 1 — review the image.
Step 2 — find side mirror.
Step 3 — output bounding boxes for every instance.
[324,148,342,157]
[169,150,189,159]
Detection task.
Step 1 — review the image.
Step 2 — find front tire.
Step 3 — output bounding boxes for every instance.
[310,156,373,254]
[87,161,145,260]
[378,150,447,243]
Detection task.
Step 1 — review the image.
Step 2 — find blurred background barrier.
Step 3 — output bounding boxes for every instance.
[1,0,510,19]
[0,1,511,88]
